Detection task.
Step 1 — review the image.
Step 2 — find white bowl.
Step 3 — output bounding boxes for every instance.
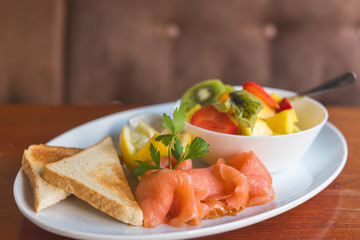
[182,87,329,172]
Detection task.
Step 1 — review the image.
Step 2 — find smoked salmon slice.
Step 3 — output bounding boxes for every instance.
[135,151,274,228]
[226,151,275,206]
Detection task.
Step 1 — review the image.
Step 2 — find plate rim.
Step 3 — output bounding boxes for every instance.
[13,103,348,240]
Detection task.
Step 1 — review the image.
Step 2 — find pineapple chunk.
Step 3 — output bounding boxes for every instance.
[252,119,273,136]
[289,108,298,123]
[265,109,294,134]
[238,119,273,136]
[237,125,252,136]
[270,92,283,103]
[293,124,301,133]
[257,101,276,119]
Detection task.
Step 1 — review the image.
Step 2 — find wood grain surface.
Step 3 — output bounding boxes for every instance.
[1,104,359,239]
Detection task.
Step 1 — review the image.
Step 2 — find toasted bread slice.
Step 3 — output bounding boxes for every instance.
[42,136,143,226]
[22,144,81,212]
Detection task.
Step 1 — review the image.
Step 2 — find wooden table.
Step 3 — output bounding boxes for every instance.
[1,104,359,239]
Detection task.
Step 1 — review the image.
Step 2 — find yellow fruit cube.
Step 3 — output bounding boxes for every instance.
[238,119,273,136]
[293,124,301,133]
[257,101,276,119]
[265,109,294,134]
[237,125,252,136]
[270,92,283,103]
[252,119,273,136]
[289,108,298,123]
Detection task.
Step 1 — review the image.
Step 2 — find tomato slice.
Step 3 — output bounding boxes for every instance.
[243,81,280,109]
[190,105,238,134]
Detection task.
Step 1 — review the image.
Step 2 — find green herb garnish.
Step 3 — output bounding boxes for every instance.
[133,103,210,177]
[133,143,162,177]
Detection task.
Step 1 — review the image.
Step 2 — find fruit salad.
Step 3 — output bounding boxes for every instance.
[181,80,300,136]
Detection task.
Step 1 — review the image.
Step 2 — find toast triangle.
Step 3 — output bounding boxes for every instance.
[42,136,143,226]
[22,144,81,212]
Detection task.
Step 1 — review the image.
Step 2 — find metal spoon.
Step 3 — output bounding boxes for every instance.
[289,72,356,100]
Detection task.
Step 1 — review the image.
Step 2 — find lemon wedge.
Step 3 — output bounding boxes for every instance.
[178,132,192,148]
[119,121,191,172]
[120,122,167,172]
[132,133,168,167]
[120,126,144,171]
[160,128,192,149]
[134,121,158,138]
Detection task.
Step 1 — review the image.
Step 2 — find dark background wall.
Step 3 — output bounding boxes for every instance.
[1,0,360,105]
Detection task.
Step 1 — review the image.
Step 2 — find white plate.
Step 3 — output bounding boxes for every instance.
[14,102,347,240]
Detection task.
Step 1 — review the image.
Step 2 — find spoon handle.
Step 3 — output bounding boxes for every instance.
[295,72,356,98]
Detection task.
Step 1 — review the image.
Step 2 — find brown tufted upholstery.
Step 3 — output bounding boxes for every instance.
[1,0,360,105]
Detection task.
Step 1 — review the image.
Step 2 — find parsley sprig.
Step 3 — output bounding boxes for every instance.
[133,103,210,177]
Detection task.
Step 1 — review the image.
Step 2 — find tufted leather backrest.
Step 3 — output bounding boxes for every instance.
[1,0,360,105]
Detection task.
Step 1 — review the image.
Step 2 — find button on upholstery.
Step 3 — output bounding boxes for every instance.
[264,22,278,40]
[165,22,181,39]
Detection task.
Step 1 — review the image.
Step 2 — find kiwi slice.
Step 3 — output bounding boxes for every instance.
[225,84,235,92]
[181,79,227,110]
